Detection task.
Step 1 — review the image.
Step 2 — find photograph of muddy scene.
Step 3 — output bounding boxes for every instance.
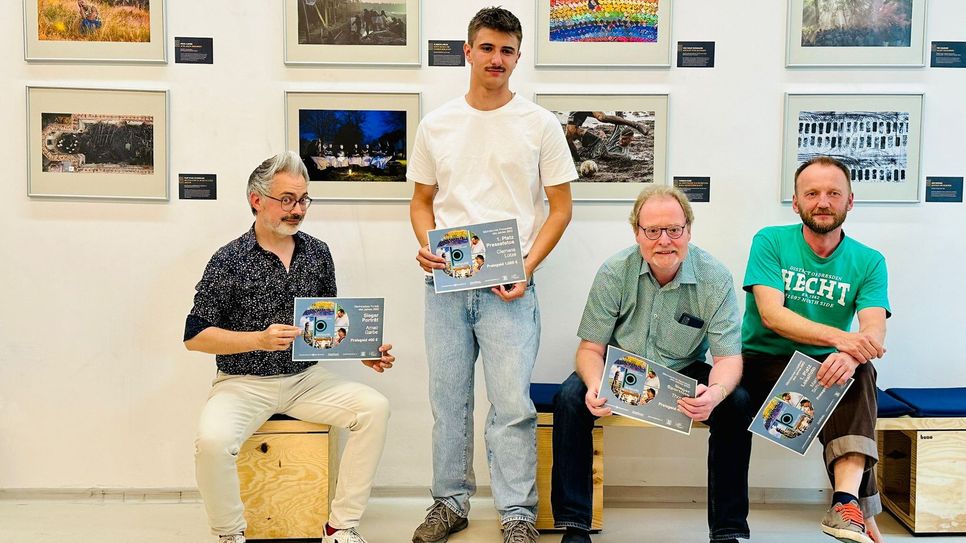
[552,110,656,183]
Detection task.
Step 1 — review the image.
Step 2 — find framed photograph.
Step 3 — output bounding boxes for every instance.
[27,86,169,200]
[284,0,420,65]
[535,0,672,67]
[781,93,923,203]
[286,91,419,200]
[535,93,668,201]
[24,0,167,63]
[786,0,927,67]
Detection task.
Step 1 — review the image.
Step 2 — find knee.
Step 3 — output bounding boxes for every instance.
[355,388,391,428]
[554,373,588,416]
[194,430,241,462]
[713,385,754,425]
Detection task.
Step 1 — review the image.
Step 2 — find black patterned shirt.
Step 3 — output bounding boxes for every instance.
[184,225,336,376]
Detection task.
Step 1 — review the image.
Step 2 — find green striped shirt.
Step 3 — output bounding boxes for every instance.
[577,244,741,371]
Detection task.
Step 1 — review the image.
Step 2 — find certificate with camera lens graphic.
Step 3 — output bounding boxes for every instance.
[292,298,384,361]
[748,351,853,456]
[427,219,527,294]
[597,346,698,435]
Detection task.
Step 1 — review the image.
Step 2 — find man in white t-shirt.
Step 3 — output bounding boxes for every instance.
[407,7,576,543]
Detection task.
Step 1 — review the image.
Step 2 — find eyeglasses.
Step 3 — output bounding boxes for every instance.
[264,194,313,211]
[637,224,687,240]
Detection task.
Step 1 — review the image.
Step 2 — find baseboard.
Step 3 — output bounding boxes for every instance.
[0,485,829,505]
[0,488,202,503]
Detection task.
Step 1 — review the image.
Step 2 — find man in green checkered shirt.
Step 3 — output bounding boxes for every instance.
[550,185,753,543]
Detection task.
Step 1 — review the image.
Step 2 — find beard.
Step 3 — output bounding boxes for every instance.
[800,207,847,234]
[271,214,304,236]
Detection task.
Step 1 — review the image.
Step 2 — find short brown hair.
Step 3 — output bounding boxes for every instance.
[467,7,522,46]
[794,156,851,192]
[628,186,694,232]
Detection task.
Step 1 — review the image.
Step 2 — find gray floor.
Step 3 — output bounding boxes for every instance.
[0,497,956,542]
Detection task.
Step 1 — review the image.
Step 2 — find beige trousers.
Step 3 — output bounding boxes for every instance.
[194,363,390,536]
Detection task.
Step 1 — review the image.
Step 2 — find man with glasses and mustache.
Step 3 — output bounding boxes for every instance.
[185,151,396,543]
[551,185,752,543]
[741,156,890,543]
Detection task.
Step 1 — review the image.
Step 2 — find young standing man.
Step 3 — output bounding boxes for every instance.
[407,7,577,543]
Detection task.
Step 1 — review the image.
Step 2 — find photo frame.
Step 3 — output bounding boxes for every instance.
[24,0,167,63]
[534,93,668,201]
[535,0,672,67]
[27,86,169,200]
[781,93,923,203]
[284,0,420,65]
[286,91,420,200]
[786,0,927,67]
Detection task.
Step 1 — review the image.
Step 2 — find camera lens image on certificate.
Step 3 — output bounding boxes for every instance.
[427,219,526,294]
[597,346,698,435]
[292,297,384,361]
[748,351,852,455]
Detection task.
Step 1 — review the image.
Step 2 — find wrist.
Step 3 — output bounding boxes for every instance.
[709,382,728,402]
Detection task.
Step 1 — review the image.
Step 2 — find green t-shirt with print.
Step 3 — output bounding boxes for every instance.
[741,224,891,357]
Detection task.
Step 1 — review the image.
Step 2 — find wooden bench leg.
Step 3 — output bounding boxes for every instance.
[536,420,604,531]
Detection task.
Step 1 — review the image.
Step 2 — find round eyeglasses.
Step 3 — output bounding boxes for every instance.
[637,224,687,240]
[264,194,313,211]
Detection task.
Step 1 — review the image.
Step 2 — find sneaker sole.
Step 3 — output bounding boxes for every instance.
[821,523,874,543]
[412,517,469,543]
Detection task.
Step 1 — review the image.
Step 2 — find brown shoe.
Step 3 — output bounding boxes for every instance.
[502,520,539,543]
[412,500,468,543]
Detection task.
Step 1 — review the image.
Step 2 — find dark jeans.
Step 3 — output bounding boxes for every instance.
[551,363,753,541]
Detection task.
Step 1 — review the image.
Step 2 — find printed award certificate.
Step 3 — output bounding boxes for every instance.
[748,351,853,455]
[292,297,384,361]
[597,346,698,435]
[427,219,526,294]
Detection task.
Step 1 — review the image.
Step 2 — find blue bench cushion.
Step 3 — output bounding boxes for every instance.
[876,388,915,417]
[530,383,561,413]
[886,387,966,417]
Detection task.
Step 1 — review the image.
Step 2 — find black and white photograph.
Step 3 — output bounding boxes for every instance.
[781,93,923,202]
[27,86,168,200]
[536,94,668,201]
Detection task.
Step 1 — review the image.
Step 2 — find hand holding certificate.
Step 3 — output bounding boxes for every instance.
[596,346,699,435]
[292,297,386,361]
[427,219,527,294]
[748,351,852,455]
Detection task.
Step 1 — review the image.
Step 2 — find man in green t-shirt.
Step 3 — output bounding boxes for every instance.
[741,156,890,543]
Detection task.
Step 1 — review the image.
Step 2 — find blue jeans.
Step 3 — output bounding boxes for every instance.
[551,363,753,541]
[424,277,540,524]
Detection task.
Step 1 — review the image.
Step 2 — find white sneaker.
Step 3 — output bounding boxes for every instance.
[323,526,369,543]
[218,535,245,543]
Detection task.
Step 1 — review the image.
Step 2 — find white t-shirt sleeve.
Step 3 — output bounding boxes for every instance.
[538,111,578,187]
[406,121,436,185]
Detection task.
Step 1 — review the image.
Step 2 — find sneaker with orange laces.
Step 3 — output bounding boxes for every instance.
[820,499,874,543]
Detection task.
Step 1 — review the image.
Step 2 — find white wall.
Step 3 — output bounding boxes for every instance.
[1,0,964,493]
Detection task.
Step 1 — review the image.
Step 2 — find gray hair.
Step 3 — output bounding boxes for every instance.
[628,185,694,232]
[247,151,309,215]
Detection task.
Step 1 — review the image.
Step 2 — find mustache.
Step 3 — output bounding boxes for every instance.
[282,214,304,221]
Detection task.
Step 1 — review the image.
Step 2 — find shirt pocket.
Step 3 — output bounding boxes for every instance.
[655,319,705,360]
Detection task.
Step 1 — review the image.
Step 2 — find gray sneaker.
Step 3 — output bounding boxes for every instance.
[218,535,245,543]
[503,520,539,543]
[820,500,874,543]
[412,500,468,543]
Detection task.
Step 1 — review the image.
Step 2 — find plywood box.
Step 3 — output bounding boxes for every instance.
[877,423,966,534]
[238,419,337,540]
